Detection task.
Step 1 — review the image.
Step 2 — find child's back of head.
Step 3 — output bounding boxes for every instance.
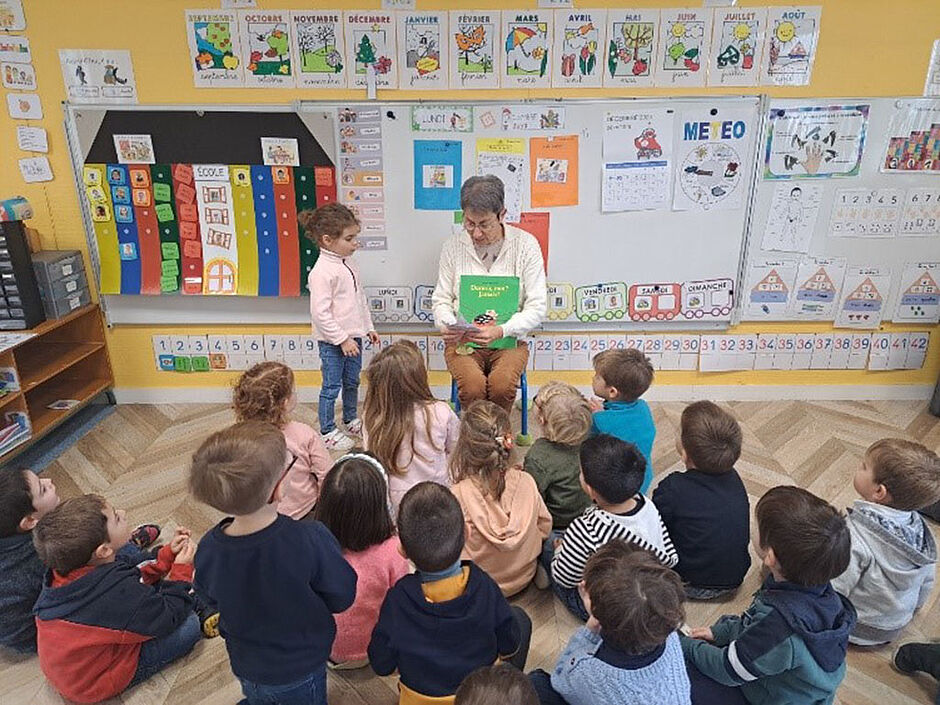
[579,434,646,504]
[756,486,851,586]
[455,665,538,705]
[314,453,394,552]
[397,481,465,572]
[0,468,57,537]
[584,540,684,654]
[189,420,287,516]
[33,495,109,575]
[233,361,294,429]
[863,438,940,511]
[592,348,654,401]
[535,381,591,446]
[450,400,514,500]
[680,401,742,474]
[364,340,438,475]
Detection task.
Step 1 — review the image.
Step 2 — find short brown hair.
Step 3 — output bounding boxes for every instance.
[583,540,684,654]
[455,665,538,705]
[680,401,742,474]
[33,494,109,575]
[756,486,850,586]
[189,421,287,515]
[534,381,591,446]
[397,482,464,572]
[233,361,294,429]
[297,203,358,246]
[593,348,654,401]
[0,468,34,538]
[865,438,940,511]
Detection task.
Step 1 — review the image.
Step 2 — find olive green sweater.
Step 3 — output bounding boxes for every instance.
[523,439,591,530]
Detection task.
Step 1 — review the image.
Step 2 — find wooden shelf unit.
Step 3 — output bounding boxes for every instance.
[0,305,114,464]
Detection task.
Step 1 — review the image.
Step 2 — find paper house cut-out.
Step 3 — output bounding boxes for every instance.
[751,269,789,303]
[797,267,837,302]
[900,270,939,307]
[842,277,883,312]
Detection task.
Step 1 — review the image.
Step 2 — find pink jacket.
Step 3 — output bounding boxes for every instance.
[331,536,410,663]
[277,421,333,520]
[365,401,460,516]
[308,249,374,345]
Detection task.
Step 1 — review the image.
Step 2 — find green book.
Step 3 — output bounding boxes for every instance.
[458,275,520,350]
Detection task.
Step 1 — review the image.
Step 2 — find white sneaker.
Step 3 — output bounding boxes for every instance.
[322,428,355,451]
[345,418,363,436]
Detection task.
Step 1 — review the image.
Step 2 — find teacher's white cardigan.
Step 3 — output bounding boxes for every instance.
[431,224,547,339]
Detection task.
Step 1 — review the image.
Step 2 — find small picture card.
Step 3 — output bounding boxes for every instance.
[113,134,155,164]
[47,399,80,410]
[6,92,42,120]
[1,61,37,90]
[0,0,26,31]
[260,137,300,166]
[0,35,31,64]
[16,126,47,153]
[18,156,53,183]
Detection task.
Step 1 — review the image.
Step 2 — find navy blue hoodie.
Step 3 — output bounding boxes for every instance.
[0,532,46,652]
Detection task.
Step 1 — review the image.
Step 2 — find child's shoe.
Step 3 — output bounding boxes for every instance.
[198,605,220,638]
[893,642,940,678]
[322,428,355,451]
[345,418,363,436]
[130,524,161,549]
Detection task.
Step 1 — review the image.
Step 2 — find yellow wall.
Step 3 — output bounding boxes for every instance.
[1,0,938,391]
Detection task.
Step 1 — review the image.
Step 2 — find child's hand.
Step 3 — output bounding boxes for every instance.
[585,615,602,634]
[587,398,604,412]
[169,532,189,555]
[367,331,380,345]
[689,627,714,641]
[552,538,563,550]
[340,338,360,356]
[174,539,196,565]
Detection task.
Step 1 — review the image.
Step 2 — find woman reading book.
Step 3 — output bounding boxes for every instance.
[431,175,547,412]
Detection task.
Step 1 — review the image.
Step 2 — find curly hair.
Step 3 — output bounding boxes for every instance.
[450,400,513,501]
[233,361,294,429]
[534,381,591,446]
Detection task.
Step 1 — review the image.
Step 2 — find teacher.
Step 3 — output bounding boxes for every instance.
[432,175,547,412]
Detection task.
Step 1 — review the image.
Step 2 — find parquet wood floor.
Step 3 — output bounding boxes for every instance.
[1,400,938,705]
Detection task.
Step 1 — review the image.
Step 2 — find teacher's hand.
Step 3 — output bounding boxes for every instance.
[467,325,504,346]
[441,328,465,345]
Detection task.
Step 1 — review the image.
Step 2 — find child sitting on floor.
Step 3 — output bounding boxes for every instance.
[831,438,940,645]
[682,486,856,705]
[313,453,410,669]
[589,348,657,493]
[33,495,201,703]
[369,481,532,704]
[457,665,539,705]
[450,400,552,596]
[530,541,691,705]
[363,340,459,515]
[234,361,331,520]
[550,434,677,620]
[652,401,750,599]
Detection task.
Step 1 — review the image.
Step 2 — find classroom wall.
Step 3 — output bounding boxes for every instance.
[1,0,938,397]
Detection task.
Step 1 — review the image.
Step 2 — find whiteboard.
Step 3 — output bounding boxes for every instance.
[745,97,940,322]
[66,98,764,326]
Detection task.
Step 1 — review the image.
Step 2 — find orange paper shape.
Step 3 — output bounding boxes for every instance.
[183,239,202,258]
[530,135,579,208]
[175,182,196,205]
[177,203,198,221]
[173,164,194,185]
[509,212,549,274]
[179,221,198,240]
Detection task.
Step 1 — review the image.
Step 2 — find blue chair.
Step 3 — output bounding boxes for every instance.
[451,370,531,445]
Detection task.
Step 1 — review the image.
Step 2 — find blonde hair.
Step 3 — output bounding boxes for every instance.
[866,438,940,511]
[534,381,591,446]
[189,421,287,515]
[450,400,513,500]
[363,341,441,476]
[233,361,294,429]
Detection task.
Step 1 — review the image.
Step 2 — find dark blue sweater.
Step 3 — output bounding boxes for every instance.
[652,468,750,589]
[0,532,45,652]
[368,562,520,698]
[194,515,357,684]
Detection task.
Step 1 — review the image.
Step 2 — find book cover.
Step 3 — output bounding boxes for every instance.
[459,275,520,350]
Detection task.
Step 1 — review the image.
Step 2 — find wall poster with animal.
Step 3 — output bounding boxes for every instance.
[449,10,499,89]
[186,9,245,87]
[552,9,605,88]
[603,10,659,88]
[239,10,293,87]
[398,11,448,90]
[58,49,137,103]
[291,12,345,88]
[500,10,552,89]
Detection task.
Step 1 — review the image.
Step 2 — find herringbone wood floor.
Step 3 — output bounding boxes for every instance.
[1,400,939,705]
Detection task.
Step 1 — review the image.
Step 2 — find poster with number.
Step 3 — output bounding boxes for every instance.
[881,99,940,173]
[602,109,674,212]
[829,188,901,238]
[834,267,891,329]
[744,257,799,320]
[790,255,846,319]
[900,187,940,236]
[894,262,940,323]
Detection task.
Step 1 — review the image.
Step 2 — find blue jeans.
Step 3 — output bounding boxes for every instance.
[318,339,361,434]
[539,532,588,622]
[686,659,749,705]
[129,613,201,687]
[238,663,327,705]
[116,542,154,567]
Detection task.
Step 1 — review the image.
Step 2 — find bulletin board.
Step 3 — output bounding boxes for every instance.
[66,97,765,327]
[744,97,940,326]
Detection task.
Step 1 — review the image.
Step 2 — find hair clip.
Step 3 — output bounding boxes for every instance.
[495,434,514,451]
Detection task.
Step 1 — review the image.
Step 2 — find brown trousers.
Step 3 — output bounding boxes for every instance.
[445,342,529,413]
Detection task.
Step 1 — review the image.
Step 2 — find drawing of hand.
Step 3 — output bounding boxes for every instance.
[800,141,824,174]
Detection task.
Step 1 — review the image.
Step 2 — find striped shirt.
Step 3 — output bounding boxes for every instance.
[551,497,678,589]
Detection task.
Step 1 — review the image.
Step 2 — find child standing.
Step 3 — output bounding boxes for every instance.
[369,482,531,704]
[189,421,357,705]
[590,349,656,493]
[234,361,331,520]
[363,340,460,514]
[682,486,856,705]
[450,400,552,596]
[524,381,593,532]
[831,438,940,645]
[530,541,692,705]
[551,434,677,621]
[652,401,750,599]
[300,203,378,451]
[313,453,410,668]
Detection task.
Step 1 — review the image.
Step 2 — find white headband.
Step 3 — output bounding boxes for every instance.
[335,452,389,491]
